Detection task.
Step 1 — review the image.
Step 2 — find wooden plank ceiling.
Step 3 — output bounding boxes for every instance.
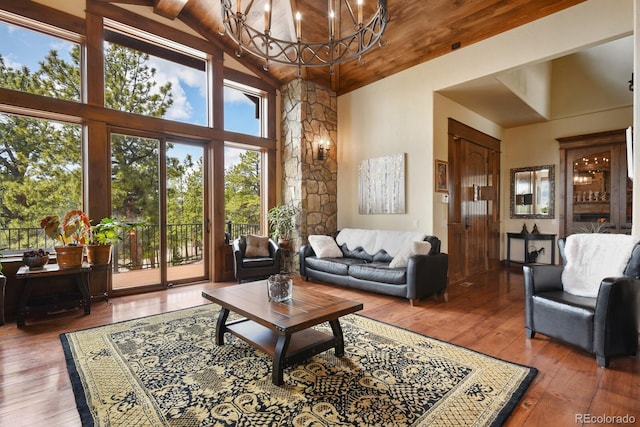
[104,0,585,95]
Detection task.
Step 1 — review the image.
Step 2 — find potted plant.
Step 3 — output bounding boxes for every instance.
[267,203,297,249]
[86,217,127,266]
[40,210,91,268]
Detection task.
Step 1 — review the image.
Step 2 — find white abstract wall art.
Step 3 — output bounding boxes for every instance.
[358,153,406,214]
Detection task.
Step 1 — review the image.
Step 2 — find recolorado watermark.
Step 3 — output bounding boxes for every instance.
[576,413,636,424]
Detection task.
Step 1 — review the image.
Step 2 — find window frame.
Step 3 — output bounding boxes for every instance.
[0,1,278,285]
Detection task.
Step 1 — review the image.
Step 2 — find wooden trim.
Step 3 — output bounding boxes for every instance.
[0,87,276,150]
[448,118,501,152]
[0,0,85,35]
[85,12,104,106]
[557,129,627,149]
[87,0,218,56]
[224,67,277,94]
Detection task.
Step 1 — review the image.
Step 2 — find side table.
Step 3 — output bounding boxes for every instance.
[15,263,91,326]
[506,232,556,266]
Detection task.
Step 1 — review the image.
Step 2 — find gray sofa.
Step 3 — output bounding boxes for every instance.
[299,229,448,305]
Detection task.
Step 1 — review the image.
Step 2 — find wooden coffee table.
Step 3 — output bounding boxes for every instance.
[202,281,363,385]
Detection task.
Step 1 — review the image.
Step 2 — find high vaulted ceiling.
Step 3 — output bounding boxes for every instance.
[105,0,586,95]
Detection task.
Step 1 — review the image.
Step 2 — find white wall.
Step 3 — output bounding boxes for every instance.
[337,0,634,257]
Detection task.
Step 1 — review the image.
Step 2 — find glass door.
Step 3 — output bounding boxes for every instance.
[110,132,162,290]
[166,141,206,284]
[109,132,208,291]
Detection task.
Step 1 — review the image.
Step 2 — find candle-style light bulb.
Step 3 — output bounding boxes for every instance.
[264,3,270,32]
[295,11,302,40]
[329,10,335,39]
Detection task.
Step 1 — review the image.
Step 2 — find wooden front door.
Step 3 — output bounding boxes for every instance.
[447,119,500,283]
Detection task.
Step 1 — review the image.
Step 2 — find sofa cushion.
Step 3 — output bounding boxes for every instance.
[245,235,270,257]
[305,257,365,275]
[308,235,343,258]
[389,241,432,268]
[241,257,274,268]
[349,263,406,285]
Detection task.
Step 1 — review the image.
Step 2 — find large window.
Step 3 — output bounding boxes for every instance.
[104,24,208,126]
[0,113,82,253]
[224,146,262,240]
[0,2,275,289]
[224,82,263,136]
[0,17,81,102]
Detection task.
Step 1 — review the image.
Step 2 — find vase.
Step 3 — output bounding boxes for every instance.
[86,244,112,266]
[55,245,84,269]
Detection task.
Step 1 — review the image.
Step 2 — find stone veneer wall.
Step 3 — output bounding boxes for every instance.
[281,79,337,272]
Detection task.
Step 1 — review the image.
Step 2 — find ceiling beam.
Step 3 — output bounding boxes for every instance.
[153,0,188,20]
[92,0,153,5]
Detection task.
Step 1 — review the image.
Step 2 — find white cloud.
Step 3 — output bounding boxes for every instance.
[224,85,256,105]
[148,57,196,121]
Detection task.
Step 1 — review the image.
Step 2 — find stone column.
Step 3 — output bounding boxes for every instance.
[281,79,337,271]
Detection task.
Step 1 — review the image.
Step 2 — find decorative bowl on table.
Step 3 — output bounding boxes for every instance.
[267,273,293,302]
[23,249,50,269]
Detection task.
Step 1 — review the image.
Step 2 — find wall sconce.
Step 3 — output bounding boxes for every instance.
[317,140,330,160]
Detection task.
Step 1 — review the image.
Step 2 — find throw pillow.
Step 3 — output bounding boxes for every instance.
[308,235,343,258]
[389,240,432,268]
[245,235,270,257]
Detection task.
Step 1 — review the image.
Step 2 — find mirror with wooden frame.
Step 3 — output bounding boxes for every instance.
[510,165,555,219]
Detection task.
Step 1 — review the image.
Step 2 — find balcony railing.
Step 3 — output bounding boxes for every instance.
[225,221,260,243]
[0,221,260,270]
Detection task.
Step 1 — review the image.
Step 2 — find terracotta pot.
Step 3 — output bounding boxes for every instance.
[55,245,84,269]
[86,244,112,266]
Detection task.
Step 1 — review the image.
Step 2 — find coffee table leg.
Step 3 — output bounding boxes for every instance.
[215,308,230,345]
[273,334,291,385]
[329,319,345,357]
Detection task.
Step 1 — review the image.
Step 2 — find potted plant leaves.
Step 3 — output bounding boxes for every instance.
[40,210,91,268]
[86,217,133,266]
[267,203,297,250]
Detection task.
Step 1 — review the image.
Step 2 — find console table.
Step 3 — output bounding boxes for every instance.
[506,232,556,266]
[16,263,91,326]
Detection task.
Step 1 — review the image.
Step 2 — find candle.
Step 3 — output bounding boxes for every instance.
[237,0,241,14]
[329,10,335,39]
[357,0,363,25]
[264,3,270,32]
[295,11,301,40]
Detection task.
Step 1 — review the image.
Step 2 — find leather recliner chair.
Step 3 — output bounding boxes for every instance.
[523,238,640,367]
[232,236,282,283]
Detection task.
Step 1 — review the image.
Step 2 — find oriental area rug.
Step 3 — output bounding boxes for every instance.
[60,305,537,426]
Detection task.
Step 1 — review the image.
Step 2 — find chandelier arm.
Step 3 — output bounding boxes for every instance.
[342,0,358,28]
[221,0,388,68]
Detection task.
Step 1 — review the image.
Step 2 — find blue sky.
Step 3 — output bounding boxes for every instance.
[0,21,260,165]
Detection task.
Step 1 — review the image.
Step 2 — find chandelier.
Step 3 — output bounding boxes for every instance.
[220,0,389,72]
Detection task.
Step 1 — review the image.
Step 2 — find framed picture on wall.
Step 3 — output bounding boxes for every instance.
[435,160,449,193]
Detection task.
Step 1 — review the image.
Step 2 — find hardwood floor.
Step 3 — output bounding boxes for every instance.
[1,266,638,426]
